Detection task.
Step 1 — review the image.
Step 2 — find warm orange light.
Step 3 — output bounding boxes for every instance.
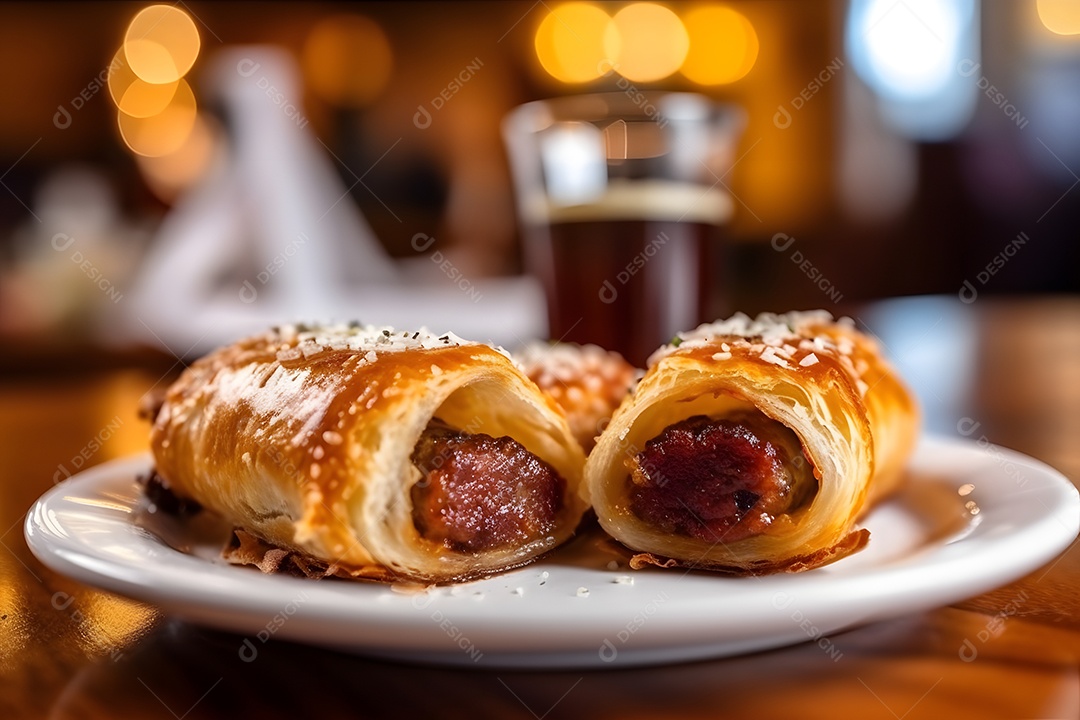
[117,78,197,157]
[108,48,179,118]
[303,15,393,106]
[123,5,200,84]
[78,592,160,660]
[1037,0,1080,35]
[681,6,759,85]
[535,3,615,83]
[135,113,217,201]
[604,3,688,82]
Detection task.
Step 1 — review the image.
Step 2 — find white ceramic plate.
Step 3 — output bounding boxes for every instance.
[25,436,1078,669]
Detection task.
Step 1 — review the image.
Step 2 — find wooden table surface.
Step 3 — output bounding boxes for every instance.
[2,295,1078,719]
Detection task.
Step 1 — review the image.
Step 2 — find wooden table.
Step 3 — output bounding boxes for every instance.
[2,296,1078,719]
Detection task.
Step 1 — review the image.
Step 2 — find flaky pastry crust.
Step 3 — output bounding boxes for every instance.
[150,324,588,583]
[585,311,919,574]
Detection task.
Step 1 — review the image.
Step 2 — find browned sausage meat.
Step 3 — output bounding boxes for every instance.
[410,420,567,552]
[626,412,816,544]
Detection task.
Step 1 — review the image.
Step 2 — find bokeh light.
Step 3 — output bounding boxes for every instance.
[108,48,179,118]
[1037,0,1080,35]
[847,0,978,140]
[851,0,967,101]
[123,5,200,84]
[303,15,393,106]
[604,3,688,83]
[117,78,197,157]
[534,3,615,83]
[135,113,217,201]
[681,6,759,85]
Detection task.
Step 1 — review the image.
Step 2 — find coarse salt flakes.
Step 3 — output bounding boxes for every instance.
[276,347,303,362]
[760,346,790,368]
[269,323,518,364]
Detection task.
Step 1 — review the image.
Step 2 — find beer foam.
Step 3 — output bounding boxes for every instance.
[523,179,735,225]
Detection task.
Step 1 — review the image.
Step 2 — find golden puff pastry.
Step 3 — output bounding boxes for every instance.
[149,324,589,584]
[515,342,638,453]
[585,311,919,574]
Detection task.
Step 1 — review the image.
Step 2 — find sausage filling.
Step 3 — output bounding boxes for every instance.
[410,419,566,552]
[627,412,815,543]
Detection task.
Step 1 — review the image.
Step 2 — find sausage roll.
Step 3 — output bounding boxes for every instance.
[515,342,638,452]
[585,311,918,574]
[149,323,589,583]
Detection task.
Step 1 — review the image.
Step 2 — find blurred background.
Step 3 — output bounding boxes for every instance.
[0,0,1077,373]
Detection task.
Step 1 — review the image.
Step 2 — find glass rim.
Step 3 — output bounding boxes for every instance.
[504,91,746,133]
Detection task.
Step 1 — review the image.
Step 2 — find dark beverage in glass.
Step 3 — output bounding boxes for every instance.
[527,185,732,367]
[504,93,744,367]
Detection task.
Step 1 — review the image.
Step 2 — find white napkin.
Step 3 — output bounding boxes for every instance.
[126,46,544,355]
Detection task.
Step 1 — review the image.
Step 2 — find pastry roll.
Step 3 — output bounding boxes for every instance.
[149,324,589,583]
[515,342,638,452]
[585,311,918,574]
